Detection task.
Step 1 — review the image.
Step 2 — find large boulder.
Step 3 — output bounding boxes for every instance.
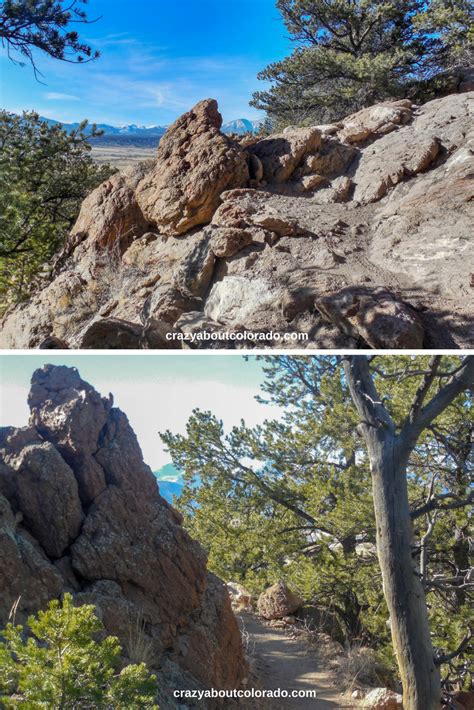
[0,366,247,704]
[257,581,303,620]
[0,492,63,618]
[135,99,250,235]
[369,129,474,306]
[67,172,149,251]
[0,428,83,558]
[352,132,440,204]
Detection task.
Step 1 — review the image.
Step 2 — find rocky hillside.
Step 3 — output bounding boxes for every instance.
[0,365,247,707]
[1,92,472,349]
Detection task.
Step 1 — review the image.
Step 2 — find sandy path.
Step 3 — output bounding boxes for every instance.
[240,613,357,709]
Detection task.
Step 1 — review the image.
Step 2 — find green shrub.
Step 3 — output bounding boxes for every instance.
[0,111,115,310]
[0,593,159,709]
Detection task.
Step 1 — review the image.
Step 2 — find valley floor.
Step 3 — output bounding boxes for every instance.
[91,144,156,170]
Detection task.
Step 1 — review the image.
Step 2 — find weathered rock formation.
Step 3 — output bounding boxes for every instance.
[0,365,247,708]
[1,91,473,349]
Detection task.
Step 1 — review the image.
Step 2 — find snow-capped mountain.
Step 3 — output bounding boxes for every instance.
[39,116,168,136]
[221,118,261,135]
[40,115,262,137]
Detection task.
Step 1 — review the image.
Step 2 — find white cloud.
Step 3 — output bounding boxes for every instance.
[44,92,80,101]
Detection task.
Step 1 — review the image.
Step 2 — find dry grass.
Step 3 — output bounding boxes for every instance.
[126,609,155,667]
[333,643,391,694]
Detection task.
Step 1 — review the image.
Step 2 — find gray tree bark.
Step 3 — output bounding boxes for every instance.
[343,356,474,710]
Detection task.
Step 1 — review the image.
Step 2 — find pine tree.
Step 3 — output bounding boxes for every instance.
[0,593,159,708]
[0,111,114,309]
[251,0,474,128]
[0,0,99,77]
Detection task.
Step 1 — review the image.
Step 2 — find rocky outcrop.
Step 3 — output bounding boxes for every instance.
[257,581,303,620]
[135,99,250,235]
[0,365,247,707]
[1,92,473,349]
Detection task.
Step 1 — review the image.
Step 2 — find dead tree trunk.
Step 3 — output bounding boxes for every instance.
[343,356,474,710]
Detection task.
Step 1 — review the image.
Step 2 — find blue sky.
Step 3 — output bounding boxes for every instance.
[0,354,282,469]
[0,0,291,125]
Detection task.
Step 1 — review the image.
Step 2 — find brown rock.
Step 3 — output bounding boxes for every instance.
[0,365,247,699]
[353,133,440,204]
[370,131,474,302]
[293,137,357,179]
[252,211,300,236]
[249,127,321,183]
[316,289,424,349]
[0,434,83,558]
[209,227,253,258]
[293,173,327,192]
[135,99,249,235]
[257,580,303,620]
[69,172,149,250]
[0,492,63,626]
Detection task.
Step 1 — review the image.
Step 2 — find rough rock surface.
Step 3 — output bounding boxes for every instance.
[248,126,321,183]
[316,288,424,349]
[362,688,404,709]
[257,581,303,620]
[135,99,249,235]
[1,92,473,350]
[0,365,247,708]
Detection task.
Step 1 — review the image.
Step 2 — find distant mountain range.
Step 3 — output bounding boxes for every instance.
[39,115,263,147]
[153,463,184,503]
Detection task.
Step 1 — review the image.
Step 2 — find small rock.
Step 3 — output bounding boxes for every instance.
[252,212,299,236]
[209,227,253,257]
[338,100,413,144]
[249,127,321,183]
[362,688,403,709]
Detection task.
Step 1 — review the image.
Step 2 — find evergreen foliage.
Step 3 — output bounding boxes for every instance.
[0,0,99,77]
[0,111,114,310]
[0,593,159,709]
[251,0,474,128]
[162,356,473,689]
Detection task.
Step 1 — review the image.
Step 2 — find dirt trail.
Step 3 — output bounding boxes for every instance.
[240,613,357,709]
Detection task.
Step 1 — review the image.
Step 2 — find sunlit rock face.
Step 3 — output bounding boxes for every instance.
[1,92,473,350]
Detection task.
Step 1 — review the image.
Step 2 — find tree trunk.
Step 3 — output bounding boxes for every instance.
[369,432,441,710]
[343,356,448,710]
